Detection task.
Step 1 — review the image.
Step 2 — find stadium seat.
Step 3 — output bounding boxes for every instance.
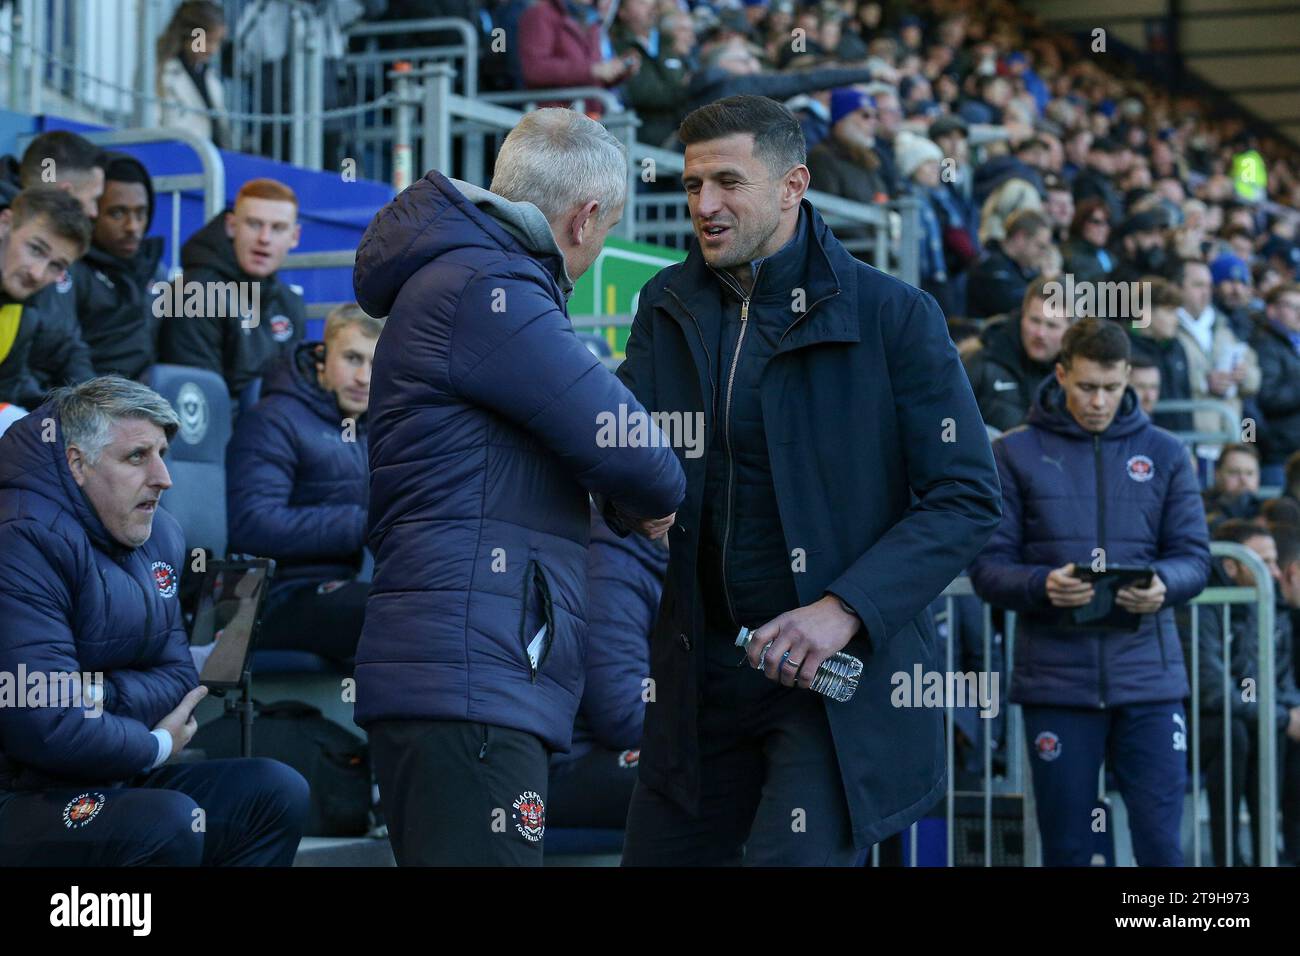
[143,364,231,558]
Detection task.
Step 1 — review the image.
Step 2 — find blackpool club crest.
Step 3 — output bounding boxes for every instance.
[62,792,106,829]
[512,790,545,843]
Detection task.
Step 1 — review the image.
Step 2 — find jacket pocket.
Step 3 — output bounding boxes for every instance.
[519,559,556,682]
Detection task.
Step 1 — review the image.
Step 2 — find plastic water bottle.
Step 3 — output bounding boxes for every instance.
[735,627,864,703]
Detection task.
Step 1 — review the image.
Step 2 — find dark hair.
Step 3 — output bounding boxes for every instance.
[1022,274,1055,310]
[1058,317,1130,368]
[8,187,92,255]
[1016,137,1048,155]
[1129,354,1158,371]
[1166,256,1208,286]
[1266,282,1300,307]
[157,0,225,64]
[1270,522,1300,572]
[1146,275,1184,311]
[1212,518,1271,545]
[679,95,807,176]
[1069,197,1109,239]
[19,131,105,189]
[1004,208,1051,240]
[1218,442,1260,466]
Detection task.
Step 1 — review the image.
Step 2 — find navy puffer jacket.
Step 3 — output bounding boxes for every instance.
[0,404,198,790]
[557,506,666,764]
[226,342,368,591]
[970,376,1210,707]
[351,170,686,751]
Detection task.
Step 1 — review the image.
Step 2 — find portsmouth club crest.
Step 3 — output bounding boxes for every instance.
[152,561,178,598]
[62,792,106,829]
[512,791,545,843]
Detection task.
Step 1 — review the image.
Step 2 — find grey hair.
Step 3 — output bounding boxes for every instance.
[490,108,628,226]
[53,376,180,465]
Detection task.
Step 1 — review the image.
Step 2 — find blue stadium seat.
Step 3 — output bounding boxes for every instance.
[143,364,231,558]
[251,650,346,675]
[575,332,613,360]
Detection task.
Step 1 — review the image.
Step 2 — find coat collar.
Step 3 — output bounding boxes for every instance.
[658,199,858,355]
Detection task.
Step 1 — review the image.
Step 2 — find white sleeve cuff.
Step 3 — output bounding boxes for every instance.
[150,729,173,769]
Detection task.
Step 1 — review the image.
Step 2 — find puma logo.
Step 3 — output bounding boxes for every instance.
[1041,454,1064,472]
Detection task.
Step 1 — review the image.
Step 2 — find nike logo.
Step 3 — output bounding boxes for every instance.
[1041,454,1064,472]
[993,380,1018,392]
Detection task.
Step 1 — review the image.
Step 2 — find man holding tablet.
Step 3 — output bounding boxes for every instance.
[971,318,1210,866]
[0,376,309,866]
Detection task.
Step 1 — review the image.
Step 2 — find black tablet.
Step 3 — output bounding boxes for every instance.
[1065,564,1155,631]
[189,558,275,690]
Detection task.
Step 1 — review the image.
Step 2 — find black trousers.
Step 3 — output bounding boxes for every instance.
[622,635,858,866]
[548,746,640,829]
[369,719,549,866]
[258,579,368,663]
[0,758,308,866]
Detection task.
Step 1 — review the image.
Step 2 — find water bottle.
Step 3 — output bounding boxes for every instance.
[735,626,864,703]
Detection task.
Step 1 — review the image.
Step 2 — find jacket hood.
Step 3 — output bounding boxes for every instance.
[84,234,165,280]
[261,341,352,425]
[977,313,1046,373]
[0,401,129,557]
[352,171,573,318]
[1026,372,1147,440]
[100,151,157,229]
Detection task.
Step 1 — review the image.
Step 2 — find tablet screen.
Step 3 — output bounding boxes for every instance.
[191,563,270,687]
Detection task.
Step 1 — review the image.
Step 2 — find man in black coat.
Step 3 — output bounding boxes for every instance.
[159,178,305,402]
[62,153,167,380]
[963,277,1070,432]
[1252,284,1300,473]
[966,209,1052,319]
[612,96,1002,865]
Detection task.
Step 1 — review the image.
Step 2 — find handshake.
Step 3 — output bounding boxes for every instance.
[610,503,675,541]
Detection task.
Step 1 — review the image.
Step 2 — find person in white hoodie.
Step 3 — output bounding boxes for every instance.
[1172,256,1260,467]
[155,1,230,149]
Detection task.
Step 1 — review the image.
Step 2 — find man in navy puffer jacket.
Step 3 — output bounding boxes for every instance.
[0,377,308,865]
[226,305,382,663]
[352,109,686,866]
[972,318,1210,866]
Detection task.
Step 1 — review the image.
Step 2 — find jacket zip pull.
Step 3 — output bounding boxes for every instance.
[740,298,749,323]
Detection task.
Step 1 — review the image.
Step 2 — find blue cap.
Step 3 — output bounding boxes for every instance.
[830,87,874,127]
[1210,253,1251,285]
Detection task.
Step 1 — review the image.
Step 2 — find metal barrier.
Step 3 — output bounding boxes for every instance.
[1154,397,1243,486]
[915,541,1279,867]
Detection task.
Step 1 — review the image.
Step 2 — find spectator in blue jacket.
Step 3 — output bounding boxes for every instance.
[0,376,308,865]
[351,108,686,867]
[971,318,1211,866]
[225,304,381,663]
[548,505,667,829]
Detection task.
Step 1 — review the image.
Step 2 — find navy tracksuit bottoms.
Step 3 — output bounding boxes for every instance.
[1022,701,1187,866]
[0,758,310,866]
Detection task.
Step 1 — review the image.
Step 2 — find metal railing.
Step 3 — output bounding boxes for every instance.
[909,542,1280,867]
